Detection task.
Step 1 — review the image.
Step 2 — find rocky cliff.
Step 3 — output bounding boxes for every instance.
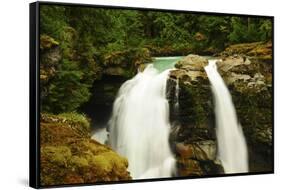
[167,44,273,175]
[217,55,272,172]
[167,55,223,176]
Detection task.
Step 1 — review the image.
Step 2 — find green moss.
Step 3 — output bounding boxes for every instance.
[41,112,91,138]
[80,140,108,155]
[180,83,212,126]
[40,34,59,50]
[57,112,90,131]
[70,156,89,168]
[41,146,72,166]
[40,113,131,186]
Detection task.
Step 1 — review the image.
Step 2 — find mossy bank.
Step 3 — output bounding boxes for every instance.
[40,113,131,186]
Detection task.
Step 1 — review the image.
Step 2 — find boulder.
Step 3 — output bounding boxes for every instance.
[175,54,208,71]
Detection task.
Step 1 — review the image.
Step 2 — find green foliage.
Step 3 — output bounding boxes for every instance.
[40,5,68,39]
[42,59,91,113]
[40,5,272,56]
[228,17,272,44]
[198,16,231,49]
[57,112,90,130]
[259,19,272,41]
[40,4,272,113]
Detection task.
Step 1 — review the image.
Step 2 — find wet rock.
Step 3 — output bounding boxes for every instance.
[176,141,216,161]
[177,159,203,176]
[167,54,218,177]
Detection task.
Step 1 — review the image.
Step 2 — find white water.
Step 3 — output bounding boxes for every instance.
[91,128,108,144]
[204,60,249,174]
[108,64,175,179]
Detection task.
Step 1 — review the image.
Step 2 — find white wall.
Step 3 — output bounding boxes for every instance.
[0,0,279,189]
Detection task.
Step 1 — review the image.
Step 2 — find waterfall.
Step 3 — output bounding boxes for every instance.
[204,60,249,174]
[91,128,108,144]
[108,64,175,179]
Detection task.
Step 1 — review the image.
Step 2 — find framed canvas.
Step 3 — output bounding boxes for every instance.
[30,1,274,188]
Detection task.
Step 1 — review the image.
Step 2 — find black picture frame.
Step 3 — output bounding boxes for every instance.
[30,1,274,188]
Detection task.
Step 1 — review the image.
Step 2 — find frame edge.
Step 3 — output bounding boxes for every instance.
[29,1,40,189]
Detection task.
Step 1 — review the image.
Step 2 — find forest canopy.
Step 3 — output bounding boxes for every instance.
[40,5,272,53]
[39,4,272,113]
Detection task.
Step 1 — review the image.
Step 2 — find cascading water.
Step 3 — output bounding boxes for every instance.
[108,64,175,179]
[204,60,249,173]
[91,128,108,144]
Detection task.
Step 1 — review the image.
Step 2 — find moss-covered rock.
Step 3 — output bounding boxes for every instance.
[219,41,272,61]
[41,112,91,138]
[167,54,218,176]
[40,35,61,83]
[40,113,131,186]
[167,55,214,132]
[84,48,153,109]
[102,48,152,78]
[40,35,59,50]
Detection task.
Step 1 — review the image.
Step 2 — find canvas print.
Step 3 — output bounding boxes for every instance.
[36,2,273,187]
